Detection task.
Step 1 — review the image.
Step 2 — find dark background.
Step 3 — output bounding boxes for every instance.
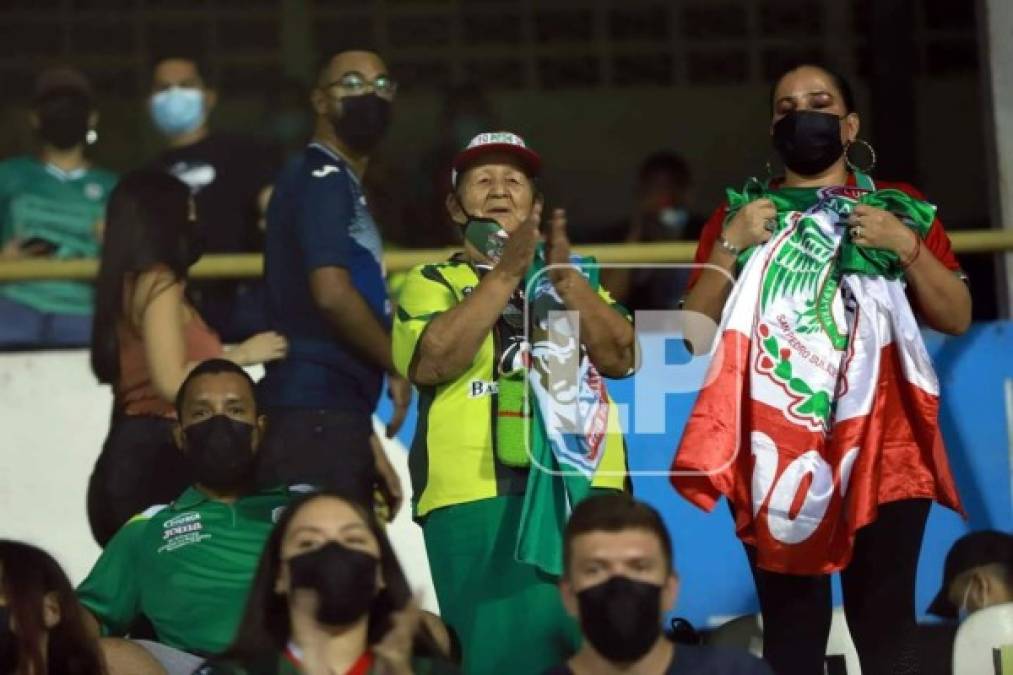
[0,0,998,317]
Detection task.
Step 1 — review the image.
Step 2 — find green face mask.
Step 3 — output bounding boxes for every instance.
[464,216,508,263]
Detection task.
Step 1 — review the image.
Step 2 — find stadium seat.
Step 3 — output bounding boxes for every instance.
[952,602,1013,675]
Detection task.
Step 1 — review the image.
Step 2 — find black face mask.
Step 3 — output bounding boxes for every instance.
[182,415,257,491]
[330,94,391,155]
[36,91,91,150]
[288,541,379,625]
[577,576,663,663]
[772,110,845,176]
[0,607,18,674]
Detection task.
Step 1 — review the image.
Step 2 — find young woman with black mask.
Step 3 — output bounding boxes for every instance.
[198,491,459,675]
[87,170,287,547]
[0,540,105,675]
[673,64,971,675]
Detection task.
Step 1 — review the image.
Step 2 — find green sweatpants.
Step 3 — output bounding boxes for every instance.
[422,495,581,675]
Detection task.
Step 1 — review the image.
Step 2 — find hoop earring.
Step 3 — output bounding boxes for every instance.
[845,138,876,174]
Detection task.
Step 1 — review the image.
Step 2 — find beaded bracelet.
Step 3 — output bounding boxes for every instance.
[717,235,740,256]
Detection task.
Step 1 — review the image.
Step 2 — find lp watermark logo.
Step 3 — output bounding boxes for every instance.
[520,262,740,478]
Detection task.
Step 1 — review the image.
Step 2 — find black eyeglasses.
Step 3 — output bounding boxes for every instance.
[323,71,398,99]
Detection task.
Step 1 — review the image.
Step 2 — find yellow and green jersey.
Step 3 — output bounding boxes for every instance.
[0,156,116,315]
[77,485,305,656]
[393,257,629,519]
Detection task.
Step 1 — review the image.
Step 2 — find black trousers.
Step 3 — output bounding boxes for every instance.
[745,498,931,675]
[256,408,376,509]
[87,415,192,547]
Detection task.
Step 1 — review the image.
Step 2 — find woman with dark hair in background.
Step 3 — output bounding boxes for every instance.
[0,540,105,675]
[87,170,287,547]
[199,491,458,675]
[672,64,970,675]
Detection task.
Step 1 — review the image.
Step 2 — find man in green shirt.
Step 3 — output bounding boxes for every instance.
[0,67,117,347]
[78,359,307,675]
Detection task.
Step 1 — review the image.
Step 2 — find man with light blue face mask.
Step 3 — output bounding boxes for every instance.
[149,67,210,142]
[147,54,281,343]
[928,530,1013,622]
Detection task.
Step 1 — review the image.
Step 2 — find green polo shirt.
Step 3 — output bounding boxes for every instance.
[77,486,304,656]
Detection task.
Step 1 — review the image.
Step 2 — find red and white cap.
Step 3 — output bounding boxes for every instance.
[451,131,542,186]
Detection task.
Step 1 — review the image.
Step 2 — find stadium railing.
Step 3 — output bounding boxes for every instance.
[0,230,1010,282]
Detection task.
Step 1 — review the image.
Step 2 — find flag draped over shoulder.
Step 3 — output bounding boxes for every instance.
[671,173,963,575]
[514,245,612,577]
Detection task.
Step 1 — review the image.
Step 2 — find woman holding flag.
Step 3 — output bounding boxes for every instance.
[675,64,970,675]
[392,132,634,675]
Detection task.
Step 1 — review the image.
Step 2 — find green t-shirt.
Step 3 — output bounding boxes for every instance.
[77,486,303,655]
[0,156,117,314]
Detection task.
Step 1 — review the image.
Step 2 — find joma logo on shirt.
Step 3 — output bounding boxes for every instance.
[312,165,340,178]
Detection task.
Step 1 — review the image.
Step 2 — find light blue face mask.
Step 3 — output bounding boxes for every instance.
[149,87,205,137]
[657,206,690,234]
[957,581,973,622]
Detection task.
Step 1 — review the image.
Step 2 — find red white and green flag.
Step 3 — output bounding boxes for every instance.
[671,175,963,574]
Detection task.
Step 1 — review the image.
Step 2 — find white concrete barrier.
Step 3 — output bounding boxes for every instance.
[0,350,437,612]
